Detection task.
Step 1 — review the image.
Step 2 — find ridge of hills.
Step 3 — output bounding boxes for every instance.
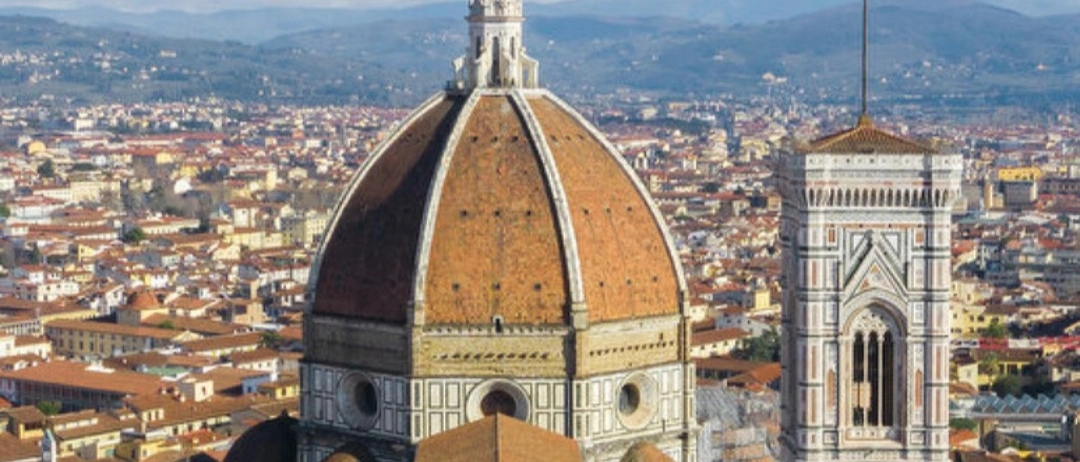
[0,1,861,44]
[2,0,1077,45]
[0,1,1078,109]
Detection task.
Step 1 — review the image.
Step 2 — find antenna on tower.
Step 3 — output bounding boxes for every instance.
[859,0,872,126]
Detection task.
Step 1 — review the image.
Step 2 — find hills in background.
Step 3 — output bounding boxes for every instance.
[1,0,1077,45]
[0,0,1078,109]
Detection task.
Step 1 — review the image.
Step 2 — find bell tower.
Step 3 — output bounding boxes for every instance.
[777,1,963,461]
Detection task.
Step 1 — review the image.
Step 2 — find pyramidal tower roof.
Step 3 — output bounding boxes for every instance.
[801,0,937,155]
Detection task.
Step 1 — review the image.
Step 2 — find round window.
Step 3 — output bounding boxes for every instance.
[480,389,517,417]
[466,379,530,422]
[615,373,658,429]
[336,373,380,430]
[618,383,641,416]
[355,380,378,416]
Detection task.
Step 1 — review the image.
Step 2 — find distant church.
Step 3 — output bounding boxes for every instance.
[224,0,697,461]
[776,2,963,461]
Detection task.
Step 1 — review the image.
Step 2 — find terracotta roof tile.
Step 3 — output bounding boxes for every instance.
[424,96,569,325]
[691,328,750,346]
[621,442,676,462]
[180,332,262,354]
[128,291,161,310]
[803,118,937,155]
[314,97,465,322]
[0,360,162,396]
[530,96,680,322]
[314,91,681,325]
[47,319,184,340]
[0,433,39,461]
[414,414,581,462]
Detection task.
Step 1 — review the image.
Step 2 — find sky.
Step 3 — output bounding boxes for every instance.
[0,0,1076,15]
[0,0,562,13]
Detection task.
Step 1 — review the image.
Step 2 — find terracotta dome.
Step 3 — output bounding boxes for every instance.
[223,411,297,462]
[127,291,160,310]
[311,91,684,326]
[321,442,378,462]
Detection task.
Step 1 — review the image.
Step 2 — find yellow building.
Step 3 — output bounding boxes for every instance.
[950,304,1009,338]
[51,410,129,460]
[225,227,264,250]
[258,376,300,400]
[45,319,198,358]
[747,286,776,314]
[69,178,107,203]
[24,140,47,156]
[951,357,980,391]
[971,348,1041,388]
[997,166,1044,182]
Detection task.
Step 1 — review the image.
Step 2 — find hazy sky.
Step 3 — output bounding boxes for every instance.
[0,0,1076,15]
[0,0,564,13]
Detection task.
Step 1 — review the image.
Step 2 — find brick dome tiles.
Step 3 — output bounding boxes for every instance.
[312,91,683,326]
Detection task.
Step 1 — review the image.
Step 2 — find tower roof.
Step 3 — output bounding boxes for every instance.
[800,0,937,156]
[802,117,937,155]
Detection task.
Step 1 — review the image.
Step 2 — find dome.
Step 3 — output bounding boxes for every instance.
[321,442,378,462]
[223,411,297,462]
[127,291,160,310]
[620,442,676,462]
[311,91,684,326]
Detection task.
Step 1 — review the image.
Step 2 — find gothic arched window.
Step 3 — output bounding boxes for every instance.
[849,308,899,428]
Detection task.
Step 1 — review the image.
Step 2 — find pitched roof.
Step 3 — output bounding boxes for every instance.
[142,314,245,336]
[180,333,263,353]
[691,328,750,346]
[950,429,979,447]
[803,117,936,155]
[0,433,39,461]
[46,319,183,340]
[414,414,581,462]
[0,361,162,396]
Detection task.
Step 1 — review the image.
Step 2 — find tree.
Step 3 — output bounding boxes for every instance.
[992,375,1023,398]
[122,227,146,244]
[36,400,62,416]
[27,246,43,265]
[979,352,1001,383]
[260,331,283,349]
[949,418,977,431]
[157,320,175,330]
[985,318,1007,339]
[733,328,780,362]
[37,159,55,178]
[0,203,9,218]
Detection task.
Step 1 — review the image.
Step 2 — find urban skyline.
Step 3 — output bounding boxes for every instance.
[0,0,1079,461]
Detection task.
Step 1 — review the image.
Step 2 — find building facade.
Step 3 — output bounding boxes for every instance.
[778,118,962,462]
